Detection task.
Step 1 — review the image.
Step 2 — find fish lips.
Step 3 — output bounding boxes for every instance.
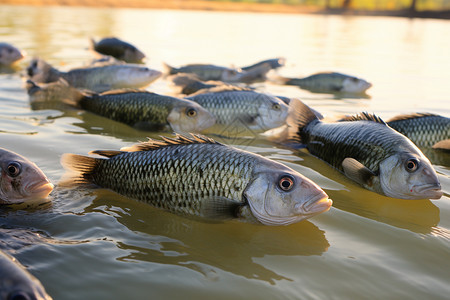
[298,192,333,215]
[412,183,443,199]
[25,180,54,199]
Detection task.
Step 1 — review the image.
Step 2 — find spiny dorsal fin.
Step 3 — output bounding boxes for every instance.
[387,113,440,123]
[89,150,125,158]
[121,133,222,152]
[339,112,386,125]
[99,89,152,96]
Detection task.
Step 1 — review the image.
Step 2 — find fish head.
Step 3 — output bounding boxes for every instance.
[0,43,24,65]
[244,162,332,225]
[341,76,372,93]
[0,148,53,204]
[379,151,442,200]
[167,100,216,133]
[119,66,162,87]
[255,95,289,131]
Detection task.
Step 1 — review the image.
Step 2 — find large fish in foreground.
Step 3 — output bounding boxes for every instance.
[0,250,52,300]
[0,148,53,204]
[275,72,372,94]
[61,134,332,225]
[386,113,450,150]
[286,99,442,200]
[27,58,161,92]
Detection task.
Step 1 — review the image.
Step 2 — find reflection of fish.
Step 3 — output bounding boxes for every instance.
[26,79,84,110]
[61,134,332,225]
[186,87,289,133]
[0,250,52,300]
[0,148,53,204]
[90,37,146,63]
[27,58,161,93]
[66,89,215,133]
[387,113,450,150]
[0,42,24,66]
[275,72,372,94]
[286,99,442,199]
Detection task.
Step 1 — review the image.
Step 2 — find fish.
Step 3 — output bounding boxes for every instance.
[186,86,289,134]
[0,148,54,204]
[0,250,52,300]
[168,73,249,95]
[0,42,24,66]
[285,99,442,200]
[66,89,215,133]
[90,37,146,63]
[27,58,162,93]
[386,113,450,150]
[163,62,271,83]
[60,134,332,225]
[26,79,85,110]
[241,57,285,72]
[275,72,372,94]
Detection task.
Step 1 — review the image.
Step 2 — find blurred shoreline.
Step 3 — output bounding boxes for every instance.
[0,0,449,19]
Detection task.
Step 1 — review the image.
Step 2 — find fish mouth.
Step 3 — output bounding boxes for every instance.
[26,181,54,198]
[413,183,443,199]
[301,193,333,214]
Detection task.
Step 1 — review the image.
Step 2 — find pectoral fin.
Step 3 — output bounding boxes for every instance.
[432,139,450,151]
[200,197,242,220]
[342,158,376,186]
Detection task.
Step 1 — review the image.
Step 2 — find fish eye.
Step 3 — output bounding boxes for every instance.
[272,103,281,110]
[7,162,21,177]
[278,175,295,191]
[186,108,197,117]
[405,158,419,173]
[7,291,31,300]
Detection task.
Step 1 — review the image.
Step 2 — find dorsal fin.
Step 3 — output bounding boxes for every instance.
[99,89,153,96]
[339,112,386,125]
[387,113,440,123]
[121,133,222,152]
[88,150,124,158]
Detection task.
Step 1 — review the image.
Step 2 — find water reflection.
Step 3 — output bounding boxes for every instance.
[82,189,329,284]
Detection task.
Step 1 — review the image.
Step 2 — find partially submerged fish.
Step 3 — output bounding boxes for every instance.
[0,42,24,66]
[67,89,215,133]
[0,148,53,204]
[61,134,332,225]
[286,99,442,199]
[186,87,289,133]
[276,72,372,94]
[168,73,233,95]
[90,37,146,63]
[0,250,52,300]
[27,58,161,93]
[26,79,85,110]
[163,62,270,83]
[386,113,450,150]
[241,57,285,72]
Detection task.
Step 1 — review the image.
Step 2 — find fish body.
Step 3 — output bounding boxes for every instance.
[77,90,215,133]
[283,72,372,94]
[0,250,52,300]
[387,113,450,149]
[61,134,331,225]
[287,100,442,199]
[91,37,146,63]
[0,148,53,204]
[27,59,161,93]
[0,42,24,66]
[186,87,289,133]
[241,57,285,71]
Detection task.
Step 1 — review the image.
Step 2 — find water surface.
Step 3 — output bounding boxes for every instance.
[0,5,449,300]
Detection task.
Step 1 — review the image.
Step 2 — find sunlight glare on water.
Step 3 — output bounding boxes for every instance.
[0,5,449,300]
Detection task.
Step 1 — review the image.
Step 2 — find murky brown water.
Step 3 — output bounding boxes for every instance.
[1,5,449,299]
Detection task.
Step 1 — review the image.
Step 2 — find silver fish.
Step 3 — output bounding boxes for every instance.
[186,86,289,134]
[278,72,372,94]
[61,134,332,225]
[27,58,161,93]
[387,113,450,150]
[0,250,52,300]
[241,57,285,71]
[0,148,53,204]
[90,37,146,64]
[0,42,24,66]
[286,99,442,200]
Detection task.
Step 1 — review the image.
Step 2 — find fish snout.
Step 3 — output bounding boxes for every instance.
[295,183,332,215]
[413,183,443,200]
[25,180,54,198]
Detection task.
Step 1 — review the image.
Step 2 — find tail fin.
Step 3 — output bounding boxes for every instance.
[266,72,290,85]
[285,98,319,144]
[162,62,177,75]
[60,153,100,186]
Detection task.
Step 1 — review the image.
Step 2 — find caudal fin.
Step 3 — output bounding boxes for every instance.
[60,153,100,186]
[162,62,177,75]
[285,98,319,144]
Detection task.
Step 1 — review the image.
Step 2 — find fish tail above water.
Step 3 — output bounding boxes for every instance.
[285,98,320,144]
[60,153,102,185]
[162,62,177,75]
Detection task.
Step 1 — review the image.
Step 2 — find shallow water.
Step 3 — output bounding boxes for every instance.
[0,5,449,299]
